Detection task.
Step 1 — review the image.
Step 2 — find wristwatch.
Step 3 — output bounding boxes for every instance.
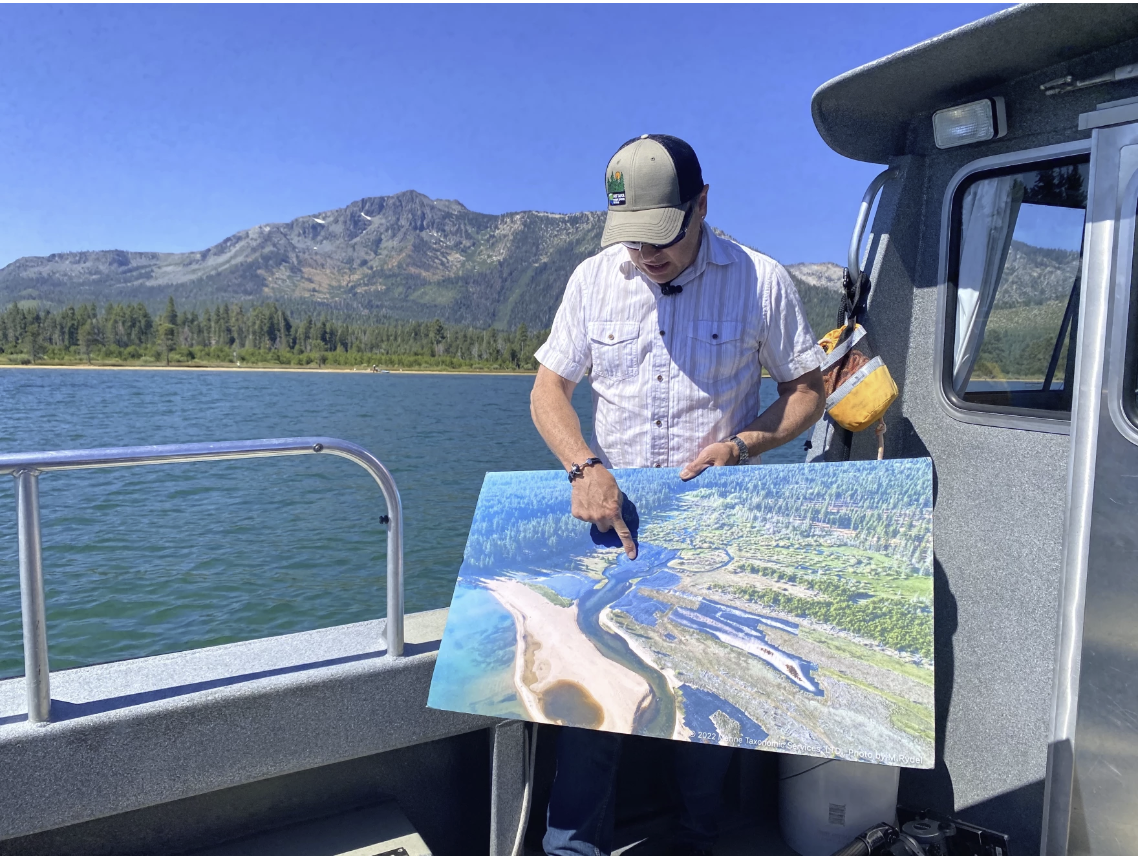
[726,435,750,466]
[568,457,603,483]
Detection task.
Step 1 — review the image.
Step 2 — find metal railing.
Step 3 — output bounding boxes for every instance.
[847,166,899,283]
[0,437,404,724]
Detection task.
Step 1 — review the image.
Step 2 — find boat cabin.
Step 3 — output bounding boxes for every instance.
[811,4,1138,853]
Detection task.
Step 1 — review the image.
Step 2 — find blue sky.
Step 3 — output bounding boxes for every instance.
[0,4,1006,270]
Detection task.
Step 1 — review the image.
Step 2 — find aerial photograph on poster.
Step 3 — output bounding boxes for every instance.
[427,459,934,768]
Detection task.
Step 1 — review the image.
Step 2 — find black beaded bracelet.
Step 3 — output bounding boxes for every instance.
[568,457,603,482]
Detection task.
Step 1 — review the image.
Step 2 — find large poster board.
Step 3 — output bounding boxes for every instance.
[428,459,934,768]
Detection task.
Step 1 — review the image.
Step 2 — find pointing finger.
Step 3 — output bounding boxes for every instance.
[612,512,637,560]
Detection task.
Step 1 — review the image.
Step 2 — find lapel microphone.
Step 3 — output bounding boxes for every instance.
[660,282,683,296]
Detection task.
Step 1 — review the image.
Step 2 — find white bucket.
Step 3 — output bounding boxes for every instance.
[778,754,900,855]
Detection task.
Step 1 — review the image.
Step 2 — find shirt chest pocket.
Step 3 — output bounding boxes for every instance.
[688,320,746,384]
[588,322,641,381]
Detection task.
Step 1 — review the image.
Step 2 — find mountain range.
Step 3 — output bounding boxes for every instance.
[993,239,1081,309]
[0,191,847,333]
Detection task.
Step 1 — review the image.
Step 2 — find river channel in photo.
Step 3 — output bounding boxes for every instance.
[0,368,808,678]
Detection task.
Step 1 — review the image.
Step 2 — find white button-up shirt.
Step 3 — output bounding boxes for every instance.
[535,226,825,469]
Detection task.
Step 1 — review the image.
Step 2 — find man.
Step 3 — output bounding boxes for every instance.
[530,134,826,855]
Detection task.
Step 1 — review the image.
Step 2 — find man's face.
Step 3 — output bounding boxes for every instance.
[626,186,709,284]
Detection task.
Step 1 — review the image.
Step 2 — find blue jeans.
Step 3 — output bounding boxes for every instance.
[543,727,735,855]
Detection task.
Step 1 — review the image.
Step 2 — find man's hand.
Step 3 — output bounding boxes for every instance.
[678,368,826,481]
[571,467,637,559]
[532,366,637,558]
[679,441,739,481]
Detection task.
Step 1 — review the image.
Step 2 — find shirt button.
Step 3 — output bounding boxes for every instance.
[608,334,614,340]
[659,329,665,336]
[656,374,663,382]
[655,419,662,427]
[654,463,661,468]
[712,333,719,340]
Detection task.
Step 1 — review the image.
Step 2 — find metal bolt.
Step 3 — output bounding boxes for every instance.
[313,443,324,452]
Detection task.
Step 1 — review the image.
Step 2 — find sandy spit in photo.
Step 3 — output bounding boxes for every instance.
[484,578,652,734]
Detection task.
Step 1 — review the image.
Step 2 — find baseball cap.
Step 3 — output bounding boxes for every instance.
[601,134,704,248]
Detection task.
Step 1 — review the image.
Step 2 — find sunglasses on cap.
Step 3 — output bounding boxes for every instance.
[621,202,695,252]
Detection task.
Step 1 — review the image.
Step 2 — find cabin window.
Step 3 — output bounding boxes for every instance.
[944,156,1089,418]
[1124,196,1138,428]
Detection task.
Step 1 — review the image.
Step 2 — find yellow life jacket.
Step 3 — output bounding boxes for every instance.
[818,323,898,433]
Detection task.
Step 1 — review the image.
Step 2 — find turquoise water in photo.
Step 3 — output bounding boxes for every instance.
[0,368,806,679]
[426,583,526,720]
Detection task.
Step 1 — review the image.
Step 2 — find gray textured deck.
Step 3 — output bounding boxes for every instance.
[0,608,497,842]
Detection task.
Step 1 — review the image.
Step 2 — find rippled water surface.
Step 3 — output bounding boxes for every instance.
[0,368,805,678]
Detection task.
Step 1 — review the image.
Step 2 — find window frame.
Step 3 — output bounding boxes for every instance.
[935,140,1092,435]
[1106,165,1138,446]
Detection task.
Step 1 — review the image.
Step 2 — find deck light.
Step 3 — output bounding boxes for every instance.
[933,97,1007,149]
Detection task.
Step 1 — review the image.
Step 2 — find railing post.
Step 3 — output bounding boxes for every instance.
[15,469,51,723]
[383,490,404,659]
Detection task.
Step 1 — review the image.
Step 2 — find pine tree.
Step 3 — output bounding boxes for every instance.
[159,323,176,365]
[78,321,95,363]
[21,325,42,364]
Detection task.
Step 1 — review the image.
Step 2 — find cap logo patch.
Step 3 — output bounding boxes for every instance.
[606,170,626,206]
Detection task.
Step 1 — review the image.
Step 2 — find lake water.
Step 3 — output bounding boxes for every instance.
[0,368,807,679]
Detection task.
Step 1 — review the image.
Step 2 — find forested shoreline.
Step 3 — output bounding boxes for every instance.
[0,298,548,371]
[1,290,1067,381]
